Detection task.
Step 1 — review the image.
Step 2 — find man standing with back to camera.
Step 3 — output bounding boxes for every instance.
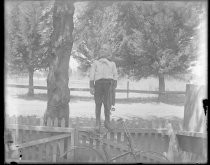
[89,44,118,131]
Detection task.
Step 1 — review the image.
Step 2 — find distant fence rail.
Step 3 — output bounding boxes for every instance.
[6,84,186,95]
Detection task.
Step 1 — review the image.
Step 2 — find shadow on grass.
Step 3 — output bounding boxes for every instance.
[160,94,185,106]
[15,93,185,106]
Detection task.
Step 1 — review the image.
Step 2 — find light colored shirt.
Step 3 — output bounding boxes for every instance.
[90,58,118,81]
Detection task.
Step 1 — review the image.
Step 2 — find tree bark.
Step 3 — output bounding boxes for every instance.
[43,0,75,127]
[28,67,34,96]
[158,73,165,100]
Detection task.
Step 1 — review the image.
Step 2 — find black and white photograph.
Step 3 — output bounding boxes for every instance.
[4,0,207,163]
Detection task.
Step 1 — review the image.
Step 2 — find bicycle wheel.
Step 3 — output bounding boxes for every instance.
[57,146,105,163]
[110,150,170,163]
[109,151,137,163]
[134,150,170,163]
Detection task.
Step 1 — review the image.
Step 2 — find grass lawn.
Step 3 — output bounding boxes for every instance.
[5,87,184,120]
[5,76,186,130]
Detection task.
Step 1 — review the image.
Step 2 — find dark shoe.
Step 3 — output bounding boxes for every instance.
[111,105,115,111]
[104,121,114,131]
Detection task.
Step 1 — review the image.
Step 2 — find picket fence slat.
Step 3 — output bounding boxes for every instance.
[46,143,51,161]
[115,147,121,162]
[28,146,33,160]
[107,132,110,140]
[47,118,52,127]
[147,133,152,151]
[23,147,29,160]
[120,132,124,142]
[31,146,36,160]
[54,118,58,127]
[58,139,64,159]
[61,118,65,127]
[38,144,44,161]
[40,118,44,126]
[66,129,75,160]
[52,142,57,162]
[114,132,117,142]
[116,132,120,143]
[110,132,114,141]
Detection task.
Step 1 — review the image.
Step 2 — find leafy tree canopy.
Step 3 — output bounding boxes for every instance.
[5,1,50,75]
[73,1,205,81]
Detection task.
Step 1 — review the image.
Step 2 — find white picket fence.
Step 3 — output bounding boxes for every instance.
[5,115,207,163]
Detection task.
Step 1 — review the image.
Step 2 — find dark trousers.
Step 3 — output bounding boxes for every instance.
[94,79,112,125]
[109,80,116,106]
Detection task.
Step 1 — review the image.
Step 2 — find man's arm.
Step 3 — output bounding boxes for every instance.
[89,62,96,95]
[112,62,118,88]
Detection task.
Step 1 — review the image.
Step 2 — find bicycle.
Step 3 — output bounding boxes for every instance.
[58,118,170,163]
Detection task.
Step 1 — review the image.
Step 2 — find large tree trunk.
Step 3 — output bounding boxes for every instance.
[158,73,165,100]
[28,67,34,96]
[44,0,75,127]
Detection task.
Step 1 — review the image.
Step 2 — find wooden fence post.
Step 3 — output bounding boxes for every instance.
[183,84,207,133]
[72,128,79,161]
[127,81,129,99]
